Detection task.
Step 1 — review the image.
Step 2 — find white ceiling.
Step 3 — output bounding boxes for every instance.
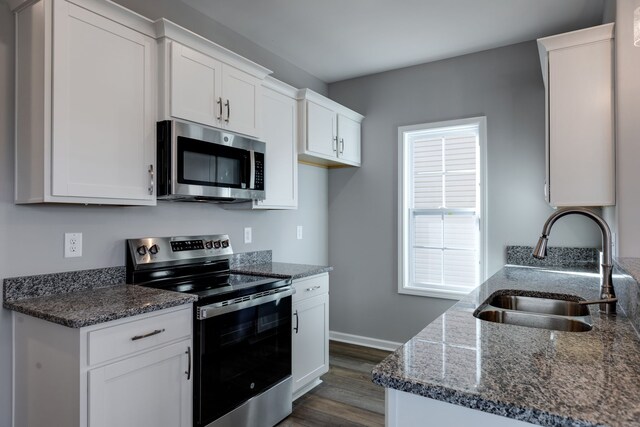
[182,0,605,83]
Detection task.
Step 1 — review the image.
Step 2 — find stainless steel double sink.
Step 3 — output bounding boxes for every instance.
[473,290,593,332]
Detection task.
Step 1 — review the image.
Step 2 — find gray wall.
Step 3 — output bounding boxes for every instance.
[327,41,602,343]
[0,2,329,426]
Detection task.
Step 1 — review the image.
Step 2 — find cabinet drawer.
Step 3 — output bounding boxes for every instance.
[88,307,191,366]
[293,274,328,303]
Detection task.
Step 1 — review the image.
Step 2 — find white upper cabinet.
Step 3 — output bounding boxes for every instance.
[223,77,298,211]
[255,78,298,209]
[221,64,262,137]
[298,89,364,167]
[538,24,615,207]
[157,21,271,139]
[170,43,222,127]
[307,101,338,158]
[14,0,157,205]
[337,114,362,165]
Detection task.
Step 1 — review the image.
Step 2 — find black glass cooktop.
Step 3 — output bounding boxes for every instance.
[141,273,290,303]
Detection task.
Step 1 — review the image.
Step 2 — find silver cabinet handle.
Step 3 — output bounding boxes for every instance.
[224,99,230,123]
[339,138,345,154]
[332,136,338,152]
[131,328,165,341]
[148,164,154,195]
[306,285,321,292]
[216,97,223,120]
[293,310,299,334]
[185,346,192,380]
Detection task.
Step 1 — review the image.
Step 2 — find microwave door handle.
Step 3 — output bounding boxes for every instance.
[249,150,255,189]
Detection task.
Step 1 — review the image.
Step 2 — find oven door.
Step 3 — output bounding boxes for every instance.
[195,288,293,427]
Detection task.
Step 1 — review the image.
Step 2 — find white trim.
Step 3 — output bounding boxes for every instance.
[262,75,299,98]
[155,18,272,79]
[292,378,322,401]
[397,116,488,299]
[399,286,471,301]
[11,313,15,427]
[329,331,402,352]
[297,88,364,121]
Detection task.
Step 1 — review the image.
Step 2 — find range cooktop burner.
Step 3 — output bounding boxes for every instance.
[125,234,291,304]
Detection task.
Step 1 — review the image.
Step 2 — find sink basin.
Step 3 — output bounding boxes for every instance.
[486,294,590,316]
[474,290,593,332]
[475,309,592,332]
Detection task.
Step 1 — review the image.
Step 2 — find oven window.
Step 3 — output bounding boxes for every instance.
[178,136,246,188]
[195,297,292,426]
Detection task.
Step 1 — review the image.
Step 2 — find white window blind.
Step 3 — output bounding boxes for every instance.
[399,118,485,299]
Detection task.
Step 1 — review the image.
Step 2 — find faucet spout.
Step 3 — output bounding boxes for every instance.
[532,207,616,314]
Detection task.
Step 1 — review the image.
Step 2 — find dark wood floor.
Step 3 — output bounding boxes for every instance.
[277,341,391,427]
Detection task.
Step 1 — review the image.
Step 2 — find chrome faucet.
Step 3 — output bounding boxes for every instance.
[533,207,617,314]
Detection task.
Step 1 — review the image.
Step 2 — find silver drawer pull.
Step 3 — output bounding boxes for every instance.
[306,285,321,292]
[131,328,165,341]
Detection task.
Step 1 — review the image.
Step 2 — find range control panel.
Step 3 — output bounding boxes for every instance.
[127,234,233,266]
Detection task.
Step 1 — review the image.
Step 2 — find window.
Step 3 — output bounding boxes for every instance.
[398,117,486,299]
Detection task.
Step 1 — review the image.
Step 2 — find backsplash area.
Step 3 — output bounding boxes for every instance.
[506,246,598,267]
[3,250,272,303]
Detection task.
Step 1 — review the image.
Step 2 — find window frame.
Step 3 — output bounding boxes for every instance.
[398,117,488,300]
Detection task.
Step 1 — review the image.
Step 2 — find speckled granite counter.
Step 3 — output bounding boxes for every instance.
[4,285,196,328]
[373,265,640,427]
[2,256,328,328]
[231,262,332,280]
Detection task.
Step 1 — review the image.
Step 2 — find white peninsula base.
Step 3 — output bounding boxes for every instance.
[386,388,536,427]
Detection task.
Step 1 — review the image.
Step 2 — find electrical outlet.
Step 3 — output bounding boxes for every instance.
[64,233,82,258]
[297,226,303,240]
[244,227,252,244]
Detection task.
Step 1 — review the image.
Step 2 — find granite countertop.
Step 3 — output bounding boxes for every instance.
[3,285,197,328]
[373,265,640,427]
[231,262,332,280]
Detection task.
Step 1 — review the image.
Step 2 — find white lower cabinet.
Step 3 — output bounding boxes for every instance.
[386,388,536,427]
[88,340,191,427]
[291,274,329,399]
[13,305,193,427]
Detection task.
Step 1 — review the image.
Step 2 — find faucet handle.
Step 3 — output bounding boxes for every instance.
[577,297,617,306]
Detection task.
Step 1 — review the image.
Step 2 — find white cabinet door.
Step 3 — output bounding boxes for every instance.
[171,43,222,128]
[306,100,337,159]
[538,24,615,207]
[221,65,262,137]
[51,0,155,201]
[292,293,329,393]
[255,87,297,209]
[88,340,192,427]
[338,114,362,166]
[548,40,614,206]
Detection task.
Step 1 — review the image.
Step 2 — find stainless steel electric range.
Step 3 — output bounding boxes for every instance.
[126,235,293,427]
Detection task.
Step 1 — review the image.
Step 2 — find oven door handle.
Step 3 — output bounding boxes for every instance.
[197,286,295,320]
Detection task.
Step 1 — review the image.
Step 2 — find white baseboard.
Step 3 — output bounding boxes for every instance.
[329,331,403,352]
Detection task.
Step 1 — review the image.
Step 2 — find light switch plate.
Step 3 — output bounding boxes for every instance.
[64,233,82,258]
[296,226,303,240]
[244,227,252,244]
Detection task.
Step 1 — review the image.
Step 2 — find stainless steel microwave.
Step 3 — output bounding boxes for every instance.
[157,120,265,202]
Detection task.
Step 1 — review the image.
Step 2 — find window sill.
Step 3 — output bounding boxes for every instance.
[398,286,471,300]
